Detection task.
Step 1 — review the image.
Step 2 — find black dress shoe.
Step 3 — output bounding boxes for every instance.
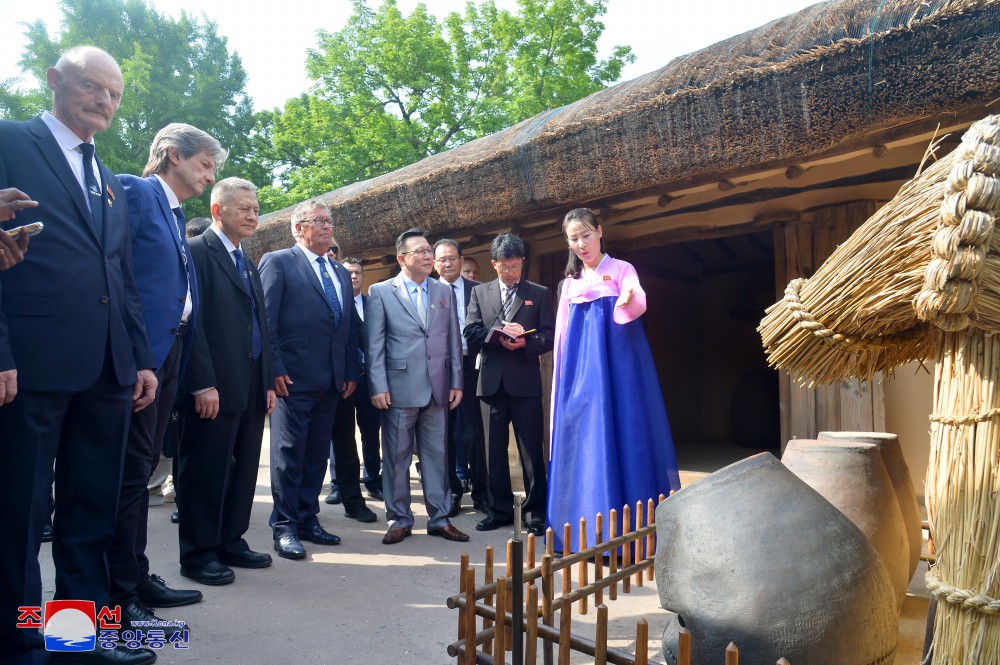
[366,487,384,501]
[476,516,514,532]
[324,486,342,505]
[298,524,341,545]
[219,549,273,569]
[179,561,234,586]
[525,522,546,537]
[448,493,462,518]
[51,644,157,664]
[42,519,54,543]
[122,600,186,639]
[137,573,202,608]
[273,534,307,559]
[344,505,378,523]
[170,508,180,524]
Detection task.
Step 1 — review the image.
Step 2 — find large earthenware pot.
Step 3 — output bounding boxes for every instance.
[817,431,921,582]
[655,453,897,665]
[782,439,910,612]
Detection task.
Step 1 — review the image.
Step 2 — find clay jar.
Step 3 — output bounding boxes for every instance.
[817,431,921,583]
[782,439,910,613]
[655,452,897,665]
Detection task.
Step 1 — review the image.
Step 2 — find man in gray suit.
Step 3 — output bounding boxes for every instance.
[366,228,470,545]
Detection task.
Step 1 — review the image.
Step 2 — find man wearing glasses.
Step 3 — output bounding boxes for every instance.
[464,233,554,536]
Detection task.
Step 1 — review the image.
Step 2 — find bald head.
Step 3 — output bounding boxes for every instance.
[46,46,123,142]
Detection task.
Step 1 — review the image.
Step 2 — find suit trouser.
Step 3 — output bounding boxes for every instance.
[454,356,487,505]
[328,388,367,513]
[0,351,131,662]
[381,401,451,530]
[328,373,382,495]
[481,383,548,525]
[109,332,183,604]
[177,358,265,567]
[270,387,340,537]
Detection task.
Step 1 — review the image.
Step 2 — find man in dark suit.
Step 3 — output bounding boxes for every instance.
[109,124,227,634]
[260,200,362,560]
[433,239,487,516]
[177,177,276,586]
[0,46,158,665]
[327,258,383,507]
[464,233,554,537]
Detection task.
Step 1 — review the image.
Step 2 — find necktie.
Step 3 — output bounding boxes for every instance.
[233,248,263,358]
[316,257,344,327]
[501,282,518,321]
[79,143,104,239]
[415,284,427,326]
[453,284,468,355]
[172,207,188,270]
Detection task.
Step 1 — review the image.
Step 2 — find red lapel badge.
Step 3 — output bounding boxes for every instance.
[525,300,534,306]
[602,275,611,281]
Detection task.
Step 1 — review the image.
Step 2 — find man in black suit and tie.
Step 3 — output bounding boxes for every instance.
[259,200,362,559]
[177,177,276,586]
[0,46,158,665]
[464,233,555,537]
[327,258,383,506]
[433,239,487,515]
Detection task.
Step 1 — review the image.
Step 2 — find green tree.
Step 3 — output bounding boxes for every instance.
[2,0,268,217]
[259,0,632,211]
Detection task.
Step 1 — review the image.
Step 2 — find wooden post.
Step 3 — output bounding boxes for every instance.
[595,604,608,665]
[506,540,514,652]
[495,577,507,665]
[578,517,588,615]
[485,545,495,654]
[558,595,571,665]
[527,533,536,570]
[647,499,655,582]
[777,659,791,665]
[678,627,691,665]
[595,513,604,606]
[623,505,631,594]
[634,501,644,587]
[726,642,739,665]
[459,553,469,643]
[526,583,538,665]
[542,554,554,665]
[546,527,554,558]
[609,508,618,601]
[635,618,648,665]
[465,568,476,665]
[562,523,571,599]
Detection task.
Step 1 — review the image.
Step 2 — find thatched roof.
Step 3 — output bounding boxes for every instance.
[247,0,1000,260]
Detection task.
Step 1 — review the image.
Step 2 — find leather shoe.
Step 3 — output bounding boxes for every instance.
[50,644,156,664]
[298,524,341,546]
[382,525,411,545]
[42,519,53,543]
[428,524,471,542]
[122,600,186,640]
[324,486,342,505]
[137,573,202,608]
[344,505,378,523]
[179,561,234,586]
[476,516,514,532]
[448,493,462,518]
[170,508,180,524]
[366,487,384,501]
[526,522,546,538]
[220,549,273,569]
[273,534,307,559]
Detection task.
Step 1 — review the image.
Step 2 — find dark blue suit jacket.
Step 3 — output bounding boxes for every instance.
[259,246,360,393]
[0,117,153,389]
[119,174,198,372]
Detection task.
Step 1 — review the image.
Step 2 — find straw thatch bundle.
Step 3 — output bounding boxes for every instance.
[759,115,1000,386]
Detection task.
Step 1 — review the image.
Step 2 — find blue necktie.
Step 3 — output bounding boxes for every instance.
[317,257,343,327]
[172,207,189,272]
[79,143,104,239]
[233,248,262,358]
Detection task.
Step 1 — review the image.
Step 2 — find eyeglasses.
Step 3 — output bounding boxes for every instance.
[302,218,334,228]
[435,257,460,264]
[402,248,434,257]
[493,261,524,274]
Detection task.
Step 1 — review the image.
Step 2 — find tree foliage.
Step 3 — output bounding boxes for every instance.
[259,0,633,211]
[0,0,267,217]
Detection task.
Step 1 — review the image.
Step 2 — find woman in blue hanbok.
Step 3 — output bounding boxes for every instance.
[546,208,680,553]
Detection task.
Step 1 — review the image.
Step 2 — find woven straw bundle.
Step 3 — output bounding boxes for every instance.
[759,115,1000,386]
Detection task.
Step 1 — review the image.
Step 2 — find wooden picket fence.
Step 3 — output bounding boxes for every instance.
[445,497,793,664]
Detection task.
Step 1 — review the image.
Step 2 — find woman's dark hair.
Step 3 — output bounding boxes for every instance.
[562,208,606,278]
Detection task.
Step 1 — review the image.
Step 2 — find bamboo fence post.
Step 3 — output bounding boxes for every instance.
[562,523,572,598]
[546,527,554,558]
[459,553,469,643]
[485,545,495,654]
[646,499,656,582]
[777,659,791,664]
[578,517,588,614]
[465,568,476,665]
[659,493,667,503]
[526,583,538,665]
[558,595,572,665]
[726,642,739,665]
[678,627,691,665]
[507,539,514,651]
[595,513,604,606]
[623,505,632,594]
[595,604,608,665]
[527,533,536,570]
[635,501,644,587]
[635,618,648,665]
[542,554,554,665]
[609,508,618,601]
[495,576,508,665]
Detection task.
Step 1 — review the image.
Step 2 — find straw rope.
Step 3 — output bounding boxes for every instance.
[926,567,1000,616]
[929,406,1000,426]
